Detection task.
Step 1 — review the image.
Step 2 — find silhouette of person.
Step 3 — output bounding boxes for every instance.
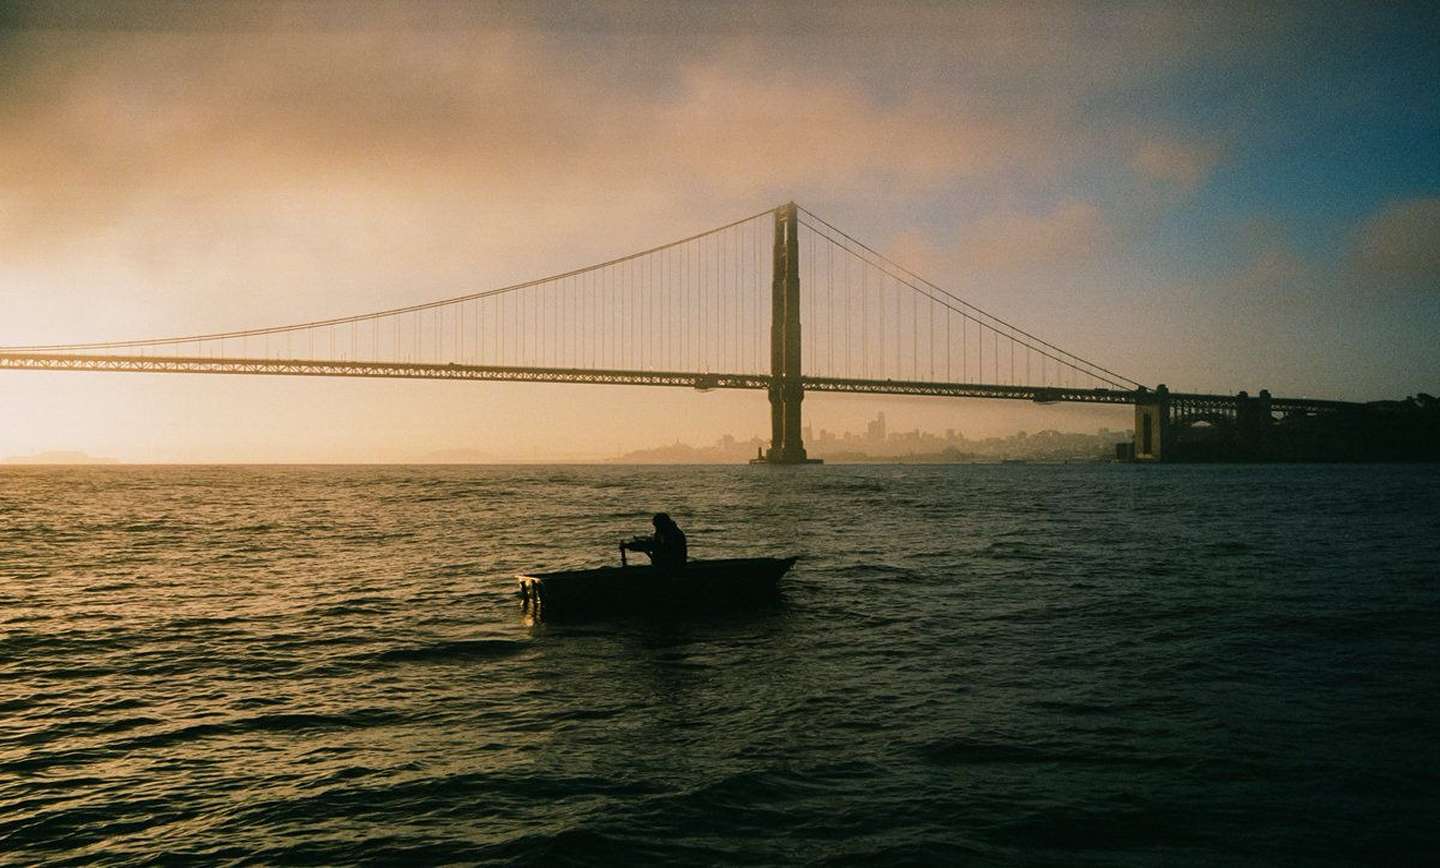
[623,512,688,573]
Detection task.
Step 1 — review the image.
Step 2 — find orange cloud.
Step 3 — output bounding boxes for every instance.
[1131,139,1222,189]
[887,200,1111,277]
[961,201,1111,269]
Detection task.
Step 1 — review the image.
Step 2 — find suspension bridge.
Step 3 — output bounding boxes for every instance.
[0,203,1362,462]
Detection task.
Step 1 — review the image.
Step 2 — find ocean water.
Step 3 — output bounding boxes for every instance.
[2,464,1437,865]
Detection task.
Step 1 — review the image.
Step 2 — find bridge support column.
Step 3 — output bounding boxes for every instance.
[1134,383,1170,461]
[757,202,820,465]
[1235,388,1273,459]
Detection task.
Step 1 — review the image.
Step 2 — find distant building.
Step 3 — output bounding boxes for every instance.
[867,412,887,442]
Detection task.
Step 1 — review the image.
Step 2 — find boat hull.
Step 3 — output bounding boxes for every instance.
[517,556,796,619]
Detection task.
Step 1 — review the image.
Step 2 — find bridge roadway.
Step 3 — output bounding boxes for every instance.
[0,351,1358,416]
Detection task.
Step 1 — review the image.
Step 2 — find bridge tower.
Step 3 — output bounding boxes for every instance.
[760,202,821,464]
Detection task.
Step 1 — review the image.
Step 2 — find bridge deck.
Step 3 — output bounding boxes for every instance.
[0,352,1358,413]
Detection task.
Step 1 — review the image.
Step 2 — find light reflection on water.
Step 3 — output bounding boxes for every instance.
[1,464,1438,864]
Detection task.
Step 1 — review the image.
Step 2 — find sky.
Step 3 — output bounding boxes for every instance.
[1,0,1437,462]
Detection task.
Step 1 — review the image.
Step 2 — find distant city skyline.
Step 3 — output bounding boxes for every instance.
[3,409,1132,464]
[613,412,1130,464]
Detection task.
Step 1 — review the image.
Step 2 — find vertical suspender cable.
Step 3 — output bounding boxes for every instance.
[862,262,868,378]
[874,271,881,380]
[830,235,836,376]
[845,250,851,377]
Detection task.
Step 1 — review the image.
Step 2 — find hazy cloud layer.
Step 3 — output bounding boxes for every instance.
[0,3,1294,256]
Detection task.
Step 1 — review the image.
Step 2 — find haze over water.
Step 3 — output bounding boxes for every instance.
[3,464,1437,864]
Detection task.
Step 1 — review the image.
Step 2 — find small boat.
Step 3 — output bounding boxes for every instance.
[518,556,797,619]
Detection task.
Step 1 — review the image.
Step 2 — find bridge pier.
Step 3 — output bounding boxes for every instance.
[1235,389,1273,458]
[764,380,812,463]
[1133,383,1170,461]
[757,202,820,465]
[1132,386,1280,461]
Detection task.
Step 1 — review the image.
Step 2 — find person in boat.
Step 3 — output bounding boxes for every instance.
[622,512,688,573]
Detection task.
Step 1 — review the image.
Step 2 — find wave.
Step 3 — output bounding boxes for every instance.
[916,735,1069,765]
[90,709,405,754]
[375,638,529,663]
